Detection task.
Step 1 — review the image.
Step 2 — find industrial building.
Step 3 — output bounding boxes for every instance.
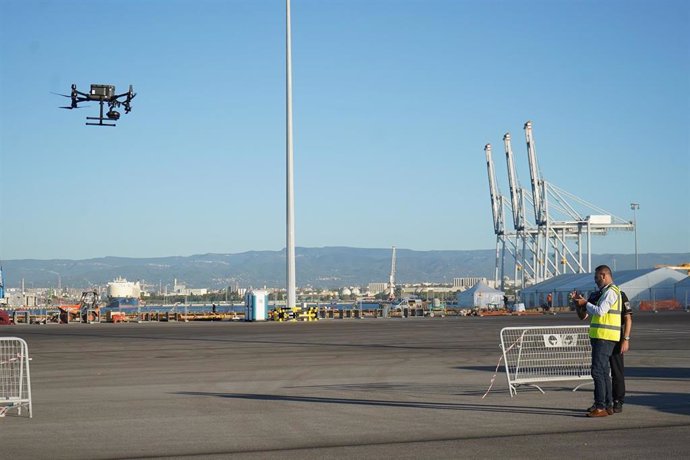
[519,267,687,309]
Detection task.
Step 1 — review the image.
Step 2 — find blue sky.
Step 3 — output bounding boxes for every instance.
[1,0,688,260]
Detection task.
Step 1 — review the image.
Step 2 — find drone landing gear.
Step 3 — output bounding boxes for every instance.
[86,99,117,127]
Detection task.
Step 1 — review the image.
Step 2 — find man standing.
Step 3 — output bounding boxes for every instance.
[573,265,622,417]
[577,287,633,414]
[611,292,632,412]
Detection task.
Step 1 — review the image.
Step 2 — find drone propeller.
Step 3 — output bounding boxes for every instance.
[51,92,72,98]
[59,105,89,110]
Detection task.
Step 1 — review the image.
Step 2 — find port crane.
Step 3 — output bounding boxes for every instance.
[484,121,634,289]
[502,133,529,288]
[484,144,510,286]
[53,83,136,127]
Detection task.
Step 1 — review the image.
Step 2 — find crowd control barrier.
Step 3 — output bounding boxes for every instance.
[0,337,33,417]
[500,325,591,397]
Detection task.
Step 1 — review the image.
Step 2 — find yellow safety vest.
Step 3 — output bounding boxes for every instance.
[589,284,622,341]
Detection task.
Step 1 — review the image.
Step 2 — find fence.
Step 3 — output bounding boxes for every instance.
[500,325,591,397]
[0,337,32,417]
[638,299,683,311]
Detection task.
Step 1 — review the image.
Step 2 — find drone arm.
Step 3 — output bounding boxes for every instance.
[112,86,136,100]
[113,90,136,113]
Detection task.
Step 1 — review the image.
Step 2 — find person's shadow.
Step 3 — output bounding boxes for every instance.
[175,391,587,417]
[623,367,690,416]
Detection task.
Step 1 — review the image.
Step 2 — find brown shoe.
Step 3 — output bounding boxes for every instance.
[587,408,609,417]
[606,407,614,415]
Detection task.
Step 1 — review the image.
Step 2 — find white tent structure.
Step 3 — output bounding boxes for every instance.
[675,276,690,309]
[457,281,505,308]
[519,268,687,310]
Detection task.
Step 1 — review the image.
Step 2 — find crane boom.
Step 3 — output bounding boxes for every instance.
[524,121,546,225]
[503,133,524,231]
[485,144,504,235]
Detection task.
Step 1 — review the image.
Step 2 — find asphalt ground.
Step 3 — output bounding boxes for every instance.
[1,312,689,459]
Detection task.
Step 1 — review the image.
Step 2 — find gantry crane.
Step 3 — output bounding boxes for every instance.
[485,144,510,288]
[503,133,531,289]
[484,121,635,288]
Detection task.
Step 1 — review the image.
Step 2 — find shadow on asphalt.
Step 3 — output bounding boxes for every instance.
[176,390,690,417]
[454,366,499,372]
[458,366,690,380]
[175,391,584,417]
[625,367,690,379]
[455,366,690,415]
[283,382,512,397]
[626,391,690,416]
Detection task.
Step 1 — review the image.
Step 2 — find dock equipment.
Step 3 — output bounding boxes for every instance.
[79,291,101,323]
[0,337,32,418]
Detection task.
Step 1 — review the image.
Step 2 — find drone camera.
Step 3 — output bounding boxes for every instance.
[106,110,121,120]
[89,84,115,99]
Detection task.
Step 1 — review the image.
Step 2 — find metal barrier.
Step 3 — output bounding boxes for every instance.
[12,311,30,324]
[0,337,32,418]
[500,325,591,397]
[298,307,319,322]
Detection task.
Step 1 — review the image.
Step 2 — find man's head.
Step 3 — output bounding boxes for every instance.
[594,265,613,288]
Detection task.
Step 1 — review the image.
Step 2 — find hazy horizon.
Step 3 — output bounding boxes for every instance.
[3,245,689,262]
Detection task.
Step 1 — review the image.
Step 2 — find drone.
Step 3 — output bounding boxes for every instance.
[54,83,136,127]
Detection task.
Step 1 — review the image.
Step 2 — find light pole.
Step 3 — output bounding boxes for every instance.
[630,203,640,269]
[286,0,297,309]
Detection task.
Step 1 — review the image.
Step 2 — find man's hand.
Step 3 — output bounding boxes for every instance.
[571,295,587,320]
[620,340,630,353]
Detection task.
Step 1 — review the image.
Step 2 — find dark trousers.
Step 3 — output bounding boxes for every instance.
[591,338,616,408]
[611,342,625,403]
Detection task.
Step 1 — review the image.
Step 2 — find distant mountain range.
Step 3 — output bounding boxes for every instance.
[2,247,688,290]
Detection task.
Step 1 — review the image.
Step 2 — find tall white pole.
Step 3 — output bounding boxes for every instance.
[286,0,297,308]
[631,203,639,269]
